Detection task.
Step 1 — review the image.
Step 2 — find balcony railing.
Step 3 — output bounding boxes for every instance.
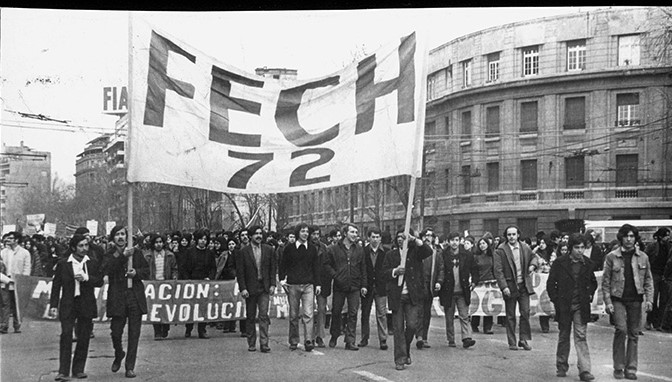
[615,189,638,198]
[563,191,584,200]
[485,195,499,202]
[519,193,537,201]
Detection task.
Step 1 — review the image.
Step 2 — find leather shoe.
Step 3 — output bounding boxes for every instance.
[416,339,424,349]
[111,351,125,373]
[395,364,405,371]
[260,345,271,353]
[518,340,532,351]
[423,342,431,348]
[405,356,412,365]
[289,344,298,350]
[315,337,325,348]
[125,370,136,378]
[357,340,368,347]
[248,345,256,352]
[556,370,567,377]
[380,341,388,350]
[509,345,519,351]
[484,330,494,335]
[345,343,359,351]
[55,373,69,381]
[613,369,625,379]
[448,341,457,348]
[198,333,210,339]
[625,372,637,380]
[73,372,87,379]
[328,336,337,348]
[305,341,314,352]
[579,372,595,381]
[463,338,476,348]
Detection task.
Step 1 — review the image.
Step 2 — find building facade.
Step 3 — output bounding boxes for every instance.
[0,142,52,228]
[286,7,672,239]
[75,134,110,195]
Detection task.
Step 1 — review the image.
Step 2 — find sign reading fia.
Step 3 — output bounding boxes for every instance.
[103,86,128,115]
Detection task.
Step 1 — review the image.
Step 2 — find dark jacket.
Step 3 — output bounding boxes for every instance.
[493,241,537,298]
[546,254,598,324]
[324,240,367,293]
[314,241,332,297]
[144,249,178,280]
[421,246,444,297]
[382,242,433,311]
[50,255,104,320]
[437,247,478,307]
[101,246,150,316]
[236,243,276,296]
[364,244,388,297]
[215,250,237,281]
[184,247,216,280]
[279,242,320,285]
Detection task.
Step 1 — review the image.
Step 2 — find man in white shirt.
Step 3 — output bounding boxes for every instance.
[0,231,32,333]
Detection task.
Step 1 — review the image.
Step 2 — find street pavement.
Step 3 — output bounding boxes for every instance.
[1,315,671,382]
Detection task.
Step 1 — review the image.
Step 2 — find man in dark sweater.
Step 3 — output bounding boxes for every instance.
[183,229,216,339]
[602,224,654,381]
[279,223,321,352]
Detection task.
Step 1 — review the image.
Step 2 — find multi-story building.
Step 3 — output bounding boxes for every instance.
[285,7,672,239]
[75,134,110,195]
[0,141,51,228]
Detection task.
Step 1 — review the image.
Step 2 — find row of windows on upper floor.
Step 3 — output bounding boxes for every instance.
[427,34,643,101]
[425,91,642,140]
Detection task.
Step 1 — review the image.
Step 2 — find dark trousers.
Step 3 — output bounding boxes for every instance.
[245,291,270,347]
[0,289,20,330]
[612,300,641,373]
[649,273,668,328]
[471,315,494,332]
[152,324,170,338]
[416,288,433,341]
[504,284,531,346]
[58,298,93,376]
[330,289,360,345]
[110,290,143,371]
[539,315,551,332]
[393,294,420,366]
[185,322,207,335]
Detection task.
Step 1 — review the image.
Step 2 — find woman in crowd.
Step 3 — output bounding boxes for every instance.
[215,237,238,333]
[50,234,104,381]
[471,237,496,334]
[144,233,178,340]
[174,233,192,280]
[22,237,44,277]
[533,236,553,333]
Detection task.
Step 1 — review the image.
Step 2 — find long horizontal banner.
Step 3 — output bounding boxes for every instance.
[17,271,605,324]
[127,20,427,193]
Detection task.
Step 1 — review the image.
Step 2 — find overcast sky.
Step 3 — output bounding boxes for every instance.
[1,7,615,185]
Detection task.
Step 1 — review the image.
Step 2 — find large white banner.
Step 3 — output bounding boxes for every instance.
[128,21,427,193]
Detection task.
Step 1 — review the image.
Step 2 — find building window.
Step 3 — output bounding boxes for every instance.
[520,101,538,133]
[425,121,436,153]
[567,39,586,71]
[564,97,586,130]
[517,218,538,238]
[425,171,436,198]
[444,115,451,135]
[445,65,453,90]
[616,93,641,127]
[522,46,539,77]
[616,154,638,186]
[461,110,472,139]
[462,59,472,87]
[487,162,500,192]
[521,159,537,190]
[442,221,451,236]
[461,165,472,194]
[618,34,640,66]
[486,106,500,138]
[427,74,437,101]
[444,168,451,193]
[565,156,585,188]
[318,190,323,211]
[459,220,470,236]
[483,219,499,236]
[487,52,500,82]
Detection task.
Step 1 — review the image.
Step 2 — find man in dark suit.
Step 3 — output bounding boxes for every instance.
[101,226,150,379]
[383,230,432,371]
[50,234,104,381]
[359,228,389,350]
[547,233,597,381]
[236,225,276,353]
[493,225,538,351]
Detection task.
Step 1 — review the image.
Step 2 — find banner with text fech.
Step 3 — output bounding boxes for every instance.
[128,20,427,194]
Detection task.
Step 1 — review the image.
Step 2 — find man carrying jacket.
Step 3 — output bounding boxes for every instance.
[547,233,597,381]
[324,223,367,350]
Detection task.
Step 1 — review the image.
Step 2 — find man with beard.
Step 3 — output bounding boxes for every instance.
[183,229,216,339]
[101,226,149,379]
[236,225,277,353]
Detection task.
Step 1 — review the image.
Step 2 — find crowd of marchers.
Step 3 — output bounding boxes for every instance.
[1,223,672,381]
